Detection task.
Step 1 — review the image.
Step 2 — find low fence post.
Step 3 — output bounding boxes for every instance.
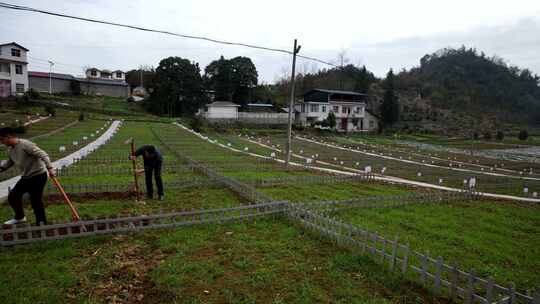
[390,236,399,271]
[465,269,476,304]
[434,256,443,294]
[401,244,409,275]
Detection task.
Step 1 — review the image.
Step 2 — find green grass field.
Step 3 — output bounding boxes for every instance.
[1,113,539,303]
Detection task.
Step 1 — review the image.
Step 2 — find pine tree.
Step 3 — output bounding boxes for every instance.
[380,69,399,126]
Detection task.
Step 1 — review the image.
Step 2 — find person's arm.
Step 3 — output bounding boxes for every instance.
[0,158,14,173]
[21,141,55,176]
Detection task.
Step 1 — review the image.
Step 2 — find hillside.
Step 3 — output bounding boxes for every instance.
[394,47,540,130]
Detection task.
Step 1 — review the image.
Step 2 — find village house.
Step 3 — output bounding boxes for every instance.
[0,42,29,97]
[28,67,129,98]
[295,89,379,132]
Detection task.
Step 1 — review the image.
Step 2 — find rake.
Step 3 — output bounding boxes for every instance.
[125,137,143,203]
[50,175,86,231]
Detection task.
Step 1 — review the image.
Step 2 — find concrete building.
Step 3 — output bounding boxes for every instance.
[29,70,129,98]
[29,71,75,94]
[295,89,379,132]
[201,101,240,119]
[0,42,29,97]
[86,68,125,81]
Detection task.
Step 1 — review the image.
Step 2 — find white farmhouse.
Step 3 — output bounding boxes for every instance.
[201,101,240,119]
[0,42,29,97]
[295,89,379,132]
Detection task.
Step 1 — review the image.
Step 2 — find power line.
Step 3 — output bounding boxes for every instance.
[0,1,338,67]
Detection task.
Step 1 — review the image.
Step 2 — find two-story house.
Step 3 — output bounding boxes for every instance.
[0,42,29,97]
[295,89,379,132]
[85,68,125,81]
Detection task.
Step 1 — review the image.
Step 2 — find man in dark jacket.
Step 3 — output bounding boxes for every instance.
[130,145,164,200]
[0,127,54,225]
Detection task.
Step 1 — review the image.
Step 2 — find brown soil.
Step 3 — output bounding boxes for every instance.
[72,235,176,304]
[43,191,137,206]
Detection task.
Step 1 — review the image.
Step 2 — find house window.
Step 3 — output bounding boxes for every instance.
[11,48,21,57]
[15,83,24,93]
[116,72,122,78]
[342,106,349,114]
[0,63,9,74]
[322,105,326,113]
[15,65,22,75]
[332,106,339,112]
[90,70,97,76]
[310,104,319,112]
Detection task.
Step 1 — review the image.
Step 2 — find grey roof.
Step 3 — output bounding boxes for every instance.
[310,89,368,96]
[76,77,129,86]
[0,42,29,51]
[247,103,273,107]
[207,101,240,107]
[366,109,380,118]
[29,71,75,80]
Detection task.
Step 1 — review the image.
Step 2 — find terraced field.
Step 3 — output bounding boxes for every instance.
[0,118,539,304]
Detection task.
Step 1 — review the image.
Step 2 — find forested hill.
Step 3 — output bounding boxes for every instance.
[395,47,540,125]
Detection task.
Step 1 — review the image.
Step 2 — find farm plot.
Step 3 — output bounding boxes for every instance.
[0,117,116,181]
[338,135,540,176]
[2,120,539,304]
[240,133,540,198]
[329,197,540,289]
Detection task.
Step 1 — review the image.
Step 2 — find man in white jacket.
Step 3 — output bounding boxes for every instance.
[0,127,55,225]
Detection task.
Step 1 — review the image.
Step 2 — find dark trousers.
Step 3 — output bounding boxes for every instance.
[8,172,48,225]
[144,162,163,198]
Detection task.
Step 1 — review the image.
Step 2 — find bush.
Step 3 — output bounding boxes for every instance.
[27,88,40,99]
[189,116,204,132]
[483,131,492,140]
[518,130,529,141]
[70,80,81,95]
[496,131,504,141]
[10,121,26,134]
[44,105,56,117]
[78,112,85,121]
[472,132,479,140]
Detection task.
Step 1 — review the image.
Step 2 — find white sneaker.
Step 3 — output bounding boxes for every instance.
[4,217,26,225]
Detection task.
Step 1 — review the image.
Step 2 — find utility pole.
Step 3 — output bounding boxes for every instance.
[48,60,54,94]
[139,66,143,88]
[285,39,301,165]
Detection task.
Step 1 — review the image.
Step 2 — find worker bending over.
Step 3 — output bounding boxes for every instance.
[130,145,164,201]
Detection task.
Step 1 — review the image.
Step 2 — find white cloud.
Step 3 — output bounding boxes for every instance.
[1,0,540,81]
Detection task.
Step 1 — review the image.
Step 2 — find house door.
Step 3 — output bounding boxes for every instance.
[0,80,10,98]
[341,118,348,131]
[360,119,364,130]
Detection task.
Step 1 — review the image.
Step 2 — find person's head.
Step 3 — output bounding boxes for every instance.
[144,145,157,158]
[0,128,18,146]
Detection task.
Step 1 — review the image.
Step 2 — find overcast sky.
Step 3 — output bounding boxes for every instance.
[2,0,540,83]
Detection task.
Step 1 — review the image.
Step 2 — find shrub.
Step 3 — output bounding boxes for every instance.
[472,132,479,140]
[27,88,40,99]
[189,116,204,132]
[70,80,81,95]
[78,112,85,121]
[10,121,26,134]
[44,105,56,117]
[496,131,504,141]
[483,131,492,140]
[518,130,529,141]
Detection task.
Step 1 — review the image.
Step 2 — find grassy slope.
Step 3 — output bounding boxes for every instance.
[0,218,444,304]
[335,199,540,288]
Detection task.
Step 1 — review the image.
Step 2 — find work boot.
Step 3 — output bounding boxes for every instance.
[158,195,164,201]
[4,217,26,225]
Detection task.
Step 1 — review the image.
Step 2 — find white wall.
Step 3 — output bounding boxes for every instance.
[206,106,238,119]
[9,62,28,94]
[0,44,28,95]
[0,44,28,63]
